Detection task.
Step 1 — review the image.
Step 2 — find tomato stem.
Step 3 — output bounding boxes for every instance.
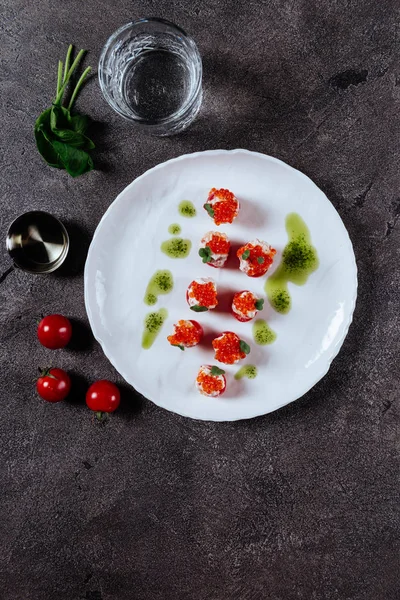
[95,411,103,421]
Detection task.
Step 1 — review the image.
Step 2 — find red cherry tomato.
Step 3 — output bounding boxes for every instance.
[37,314,72,349]
[86,380,120,413]
[231,309,252,323]
[36,368,71,402]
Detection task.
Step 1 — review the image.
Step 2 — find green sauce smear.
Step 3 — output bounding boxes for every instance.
[168,223,181,235]
[142,308,168,349]
[178,200,196,218]
[253,319,277,345]
[144,270,173,306]
[265,213,319,314]
[161,237,192,259]
[235,365,258,380]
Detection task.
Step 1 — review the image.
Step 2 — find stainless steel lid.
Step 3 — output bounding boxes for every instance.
[6,211,69,274]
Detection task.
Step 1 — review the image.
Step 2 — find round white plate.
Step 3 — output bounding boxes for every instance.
[85,150,357,421]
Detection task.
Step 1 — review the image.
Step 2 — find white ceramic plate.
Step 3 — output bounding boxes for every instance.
[85,150,357,421]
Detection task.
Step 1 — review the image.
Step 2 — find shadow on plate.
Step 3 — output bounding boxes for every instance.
[215,285,235,314]
[199,326,220,349]
[223,240,242,271]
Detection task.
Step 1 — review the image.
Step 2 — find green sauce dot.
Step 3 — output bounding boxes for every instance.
[144,270,173,306]
[253,319,277,345]
[178,200,196,218]
[168,223,181,235]
[146,293,157,306]
[161,237,192,259]
[272,289,291,314]
[142,308,168,349]
[283,237,318,276]
[235,365,258,380]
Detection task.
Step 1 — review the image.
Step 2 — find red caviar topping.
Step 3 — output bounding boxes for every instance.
[196,368,225,396]
[212,331,246,364]
[233,291,257,314]
[188,281,218,307]
[206,188,239,226]
[207,233,230,254]
[167,320,203,347]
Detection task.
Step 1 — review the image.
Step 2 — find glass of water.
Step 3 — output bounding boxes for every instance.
[98,18,202,136]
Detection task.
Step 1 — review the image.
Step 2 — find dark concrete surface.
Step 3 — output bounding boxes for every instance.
[1,1,399,598]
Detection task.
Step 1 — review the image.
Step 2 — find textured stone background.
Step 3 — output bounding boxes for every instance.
[0,1,399,599]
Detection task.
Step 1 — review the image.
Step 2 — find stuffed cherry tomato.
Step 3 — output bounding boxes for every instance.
[198,231,230,268]
[186,278,218,312]
[232,291,264,322]
[237,239,276,277]
[167,320,203,350]
[196,365,226,397]
[212,331,250,365]
[203,188,239,226]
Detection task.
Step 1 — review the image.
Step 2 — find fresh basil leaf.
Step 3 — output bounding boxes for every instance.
[239,340,251,354]
[51,140,93,177]
[50,105,70,132]
[190,305,209,312]
[255,298,264,311]
[34,127,63,168]
[68,113,90,134]
[35,107,52,130]
[49,106,94,149]
[210,366,225,376]
[34,110,63,168]
[257,256,265,264]
[204,203,215,218]
[242,249,250,260]
[52,127,95,149]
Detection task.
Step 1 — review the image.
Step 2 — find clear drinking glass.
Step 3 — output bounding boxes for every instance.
[98,18,202,136]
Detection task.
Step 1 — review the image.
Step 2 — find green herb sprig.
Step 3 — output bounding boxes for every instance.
[239,340,251,355]
[210,366,225,376]
[34,45,94,177]
[199,246,212,263]
[255,298,265,311]
[190,305,209,312]
[204,203,215,218]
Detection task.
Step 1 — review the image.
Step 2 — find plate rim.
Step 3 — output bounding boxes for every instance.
[84,149,358,421]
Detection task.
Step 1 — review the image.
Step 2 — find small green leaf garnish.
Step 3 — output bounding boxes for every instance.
[242,249,250,260]
[210,366,225,376]
[172,344,185,351]
[255,298,264,311]
[257,256,265,264]
[199,246,212,263]
[204,203,215,218]
[190,305,209,312]
[239,340,251,355]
